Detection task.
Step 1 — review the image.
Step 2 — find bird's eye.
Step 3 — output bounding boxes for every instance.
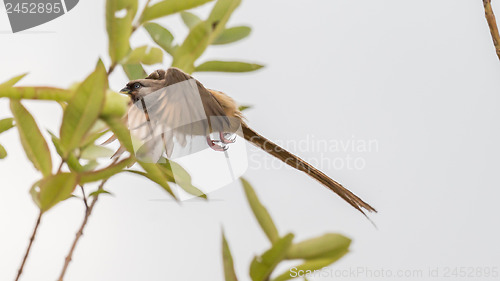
[133,83,142,89]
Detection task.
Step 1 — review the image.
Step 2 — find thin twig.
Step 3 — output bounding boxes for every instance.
[483,0,500,60]
[14,212,42,281]
[107,63,117,76]
[57,158,119,281]
[132,0,152,32]
[79,185,89,211]
[57,180,106,281]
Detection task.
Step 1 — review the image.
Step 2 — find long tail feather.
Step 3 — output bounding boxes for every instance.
[242,123,377,216]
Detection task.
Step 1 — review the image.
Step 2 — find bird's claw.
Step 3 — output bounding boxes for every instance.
[220,132,236,144]
[207,136,228,151]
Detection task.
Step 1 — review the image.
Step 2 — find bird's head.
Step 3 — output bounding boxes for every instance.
[120,69,167,100]
[120,68,194,101]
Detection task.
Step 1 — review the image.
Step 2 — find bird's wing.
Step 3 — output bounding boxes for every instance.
[127,78,232,161]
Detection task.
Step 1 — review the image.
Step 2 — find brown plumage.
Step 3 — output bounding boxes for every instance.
[118,67,377,216]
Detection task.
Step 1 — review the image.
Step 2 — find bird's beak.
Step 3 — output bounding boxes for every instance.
[120,87,131,95]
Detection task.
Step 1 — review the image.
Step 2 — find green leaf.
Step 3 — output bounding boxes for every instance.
[222,231,239,281]
[144,23,175,54]
[79,157,134,184]
[82,160,100,172]
[271,256,348,281]
[101,90,129,118]
[106,0,138,64]
[212,26,251,45]
[241,178,279,243]
[181,11,202,29]
[122,46,163,65]
[89,189,113,198]
[138,161,177,199]
[250,233,294,281]
[159,159,206,198]
[0,118,15,134]
[122,63,148,80]
[0,144,7,159]
[80,144,115,160]
[32,173,79,212]
[60,60,108,157]
[286,234,351,260]
[140,0,213,23]
[171,0,241,72]
[104,117,134,153]
[238,105,252,112]
[172,21,212,73]
[0,73,28,89]
[10,100,52,176]
[48,131,83,172]
[195,61,263,72]
[207,0,241,29]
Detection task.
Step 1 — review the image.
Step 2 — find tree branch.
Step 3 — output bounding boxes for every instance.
[14,212,42,281]
[483,0,500,60]
[57,157,119,281]
[56,179,108,281]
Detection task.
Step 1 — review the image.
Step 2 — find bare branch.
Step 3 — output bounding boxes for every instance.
[14,212,42,281]
[483,0,500,60]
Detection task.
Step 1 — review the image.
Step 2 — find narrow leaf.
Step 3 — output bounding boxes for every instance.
[207,0,241,29]
[79,157,134,184]
[140,0,213,23]
[213,26,251,45]
[250,233,294,281]
[222,231,239,281]
[172,21,212,73]
[138,161,177,199]
[101,90,129,118]
[181,11,202,29]
[286,234,351,260]
[104,117,134,153]
[48,131,83,172]
[122,63,147,80]
[60,60,108,157]
[106,0,138,63]
[0,73,28,89]
[159,159,206,199]
[10,100,52,176]
[0,144,7,159]
[80,144,115,160]
[123,46,163,65]
[34,173,79,212]
[241,178,279,243]
[238,105,252,112]
[195,61,263,72]
[89,189,113,198]
[0,118,15,134]
[144,22,175,54]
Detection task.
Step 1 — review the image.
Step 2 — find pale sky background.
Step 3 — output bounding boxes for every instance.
[1,0,500,280]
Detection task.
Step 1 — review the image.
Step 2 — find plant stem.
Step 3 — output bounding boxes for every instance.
[56,180,105,281]
[483,0,500,60]
[132,0,152,32]
[57,158,119,281]
[107,63,117,76]
[14,212,42,281]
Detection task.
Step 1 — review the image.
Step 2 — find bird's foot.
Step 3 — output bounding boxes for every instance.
[220,132,236,144]
[206,136,228,151]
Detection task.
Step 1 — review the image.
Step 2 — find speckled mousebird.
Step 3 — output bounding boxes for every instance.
[117,67,377,216]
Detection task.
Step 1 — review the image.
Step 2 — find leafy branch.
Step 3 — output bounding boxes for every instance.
[220,179,351,281]
[0,0,353,280]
